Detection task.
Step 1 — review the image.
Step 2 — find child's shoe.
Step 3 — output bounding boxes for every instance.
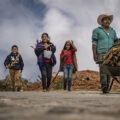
[43,89,47,92]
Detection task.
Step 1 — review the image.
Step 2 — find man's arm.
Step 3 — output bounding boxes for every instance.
[92,45,97,62]
[92,28,98,62]
[114,30,118,44]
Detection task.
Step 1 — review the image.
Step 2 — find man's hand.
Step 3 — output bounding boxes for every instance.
[93,54,98,62]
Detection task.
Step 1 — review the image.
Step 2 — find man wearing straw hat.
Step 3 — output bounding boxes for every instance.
[92,14,118,93]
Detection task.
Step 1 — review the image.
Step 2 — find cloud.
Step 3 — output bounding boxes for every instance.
[40,0,120,71]
[0,0,120,81]
[0,0,46,81]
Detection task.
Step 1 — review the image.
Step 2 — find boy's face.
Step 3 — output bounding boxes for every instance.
[66,43,71,50]
[42,34,48,43]
[12,47,18,54]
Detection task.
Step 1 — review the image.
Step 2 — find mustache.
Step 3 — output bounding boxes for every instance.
[105,22,110,24]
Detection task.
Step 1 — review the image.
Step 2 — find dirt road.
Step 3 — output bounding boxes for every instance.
[0,91,120,120]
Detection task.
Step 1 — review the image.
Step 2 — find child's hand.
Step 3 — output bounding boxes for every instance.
[64,53,68,57]
[6,66,9,69]
[44,43,49,49]
[71,40,74,44]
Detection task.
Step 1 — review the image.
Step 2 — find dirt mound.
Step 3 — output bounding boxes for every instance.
[23,70,120,91]
[72,70,100,90]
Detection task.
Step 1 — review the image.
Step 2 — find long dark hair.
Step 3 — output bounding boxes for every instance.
[64,41,73,50]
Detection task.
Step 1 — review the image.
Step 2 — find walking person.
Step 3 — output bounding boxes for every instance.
[60,40,77,91]
[35,33,56,92]
[92,14,118,93]
[4,45,24,91]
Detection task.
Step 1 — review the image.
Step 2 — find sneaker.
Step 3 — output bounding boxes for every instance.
[64,85,66,90]
[64,87,66,90]
[16,86,22,92]
[43,89,47,92]
[68,89,71,92]
[46,88,50,92]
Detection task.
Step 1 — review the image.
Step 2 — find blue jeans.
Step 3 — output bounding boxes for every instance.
[63,64,73,90]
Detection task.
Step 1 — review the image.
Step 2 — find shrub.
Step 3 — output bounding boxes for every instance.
[54,78,64,90]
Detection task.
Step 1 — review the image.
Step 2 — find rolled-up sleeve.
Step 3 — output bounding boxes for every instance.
[92,29,98,46]
[113,30,118,43]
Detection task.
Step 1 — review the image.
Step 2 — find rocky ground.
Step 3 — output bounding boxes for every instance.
[0,91,120,120]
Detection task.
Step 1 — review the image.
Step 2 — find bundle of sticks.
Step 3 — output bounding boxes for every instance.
[103,39,120,66]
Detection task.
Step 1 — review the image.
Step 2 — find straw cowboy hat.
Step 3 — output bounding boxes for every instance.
[97,14,113,25]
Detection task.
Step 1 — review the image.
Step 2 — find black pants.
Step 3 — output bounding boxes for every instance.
[40,63,52,89]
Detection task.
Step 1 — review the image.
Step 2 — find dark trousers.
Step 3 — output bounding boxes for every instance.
[99,64,110,90]
[97,54,110,91]
[40,63,52,90]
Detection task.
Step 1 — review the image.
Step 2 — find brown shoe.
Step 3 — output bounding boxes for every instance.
[16,86,22,92]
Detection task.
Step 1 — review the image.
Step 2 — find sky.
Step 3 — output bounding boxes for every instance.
[0,0,120,81]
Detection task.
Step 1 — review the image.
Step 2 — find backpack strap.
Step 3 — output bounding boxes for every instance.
[9,54,20,69]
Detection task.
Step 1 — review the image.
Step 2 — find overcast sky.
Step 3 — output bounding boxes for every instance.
[0,0,120,81]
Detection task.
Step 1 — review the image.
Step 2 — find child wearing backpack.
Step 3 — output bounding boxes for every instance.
[60,40,77,91]
[35,33,56,92]
[4,45,24,91]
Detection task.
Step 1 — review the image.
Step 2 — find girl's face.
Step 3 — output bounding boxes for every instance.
[65,43,71,50]
[42,34,48,43]
[12,47,18,54]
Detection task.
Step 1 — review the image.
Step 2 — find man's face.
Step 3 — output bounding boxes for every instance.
[12,47,18,54]
[102,17,111,27]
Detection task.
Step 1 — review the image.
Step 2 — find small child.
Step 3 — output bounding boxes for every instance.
[4,45,24,91]
[60,40,77,91]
